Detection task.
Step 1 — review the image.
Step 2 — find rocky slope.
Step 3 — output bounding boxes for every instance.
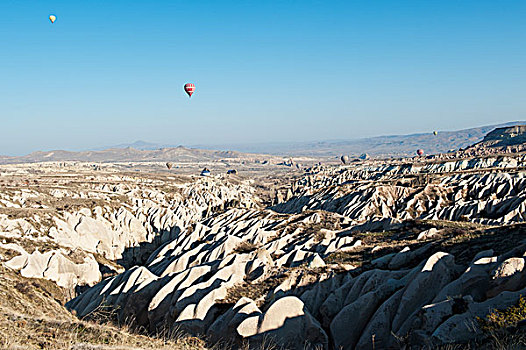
[0,163,260,294]
[478,125,526,147]
[0,263,206,349]
[60,150,526,349]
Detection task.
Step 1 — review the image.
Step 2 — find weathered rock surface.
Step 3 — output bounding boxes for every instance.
[237,296,328,350]
[5,144,526,348]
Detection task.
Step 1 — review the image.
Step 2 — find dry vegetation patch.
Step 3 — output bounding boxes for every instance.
[223,273,288,307]
[0,265,206,350]
[233,241,258,254]
[325,220,526,271]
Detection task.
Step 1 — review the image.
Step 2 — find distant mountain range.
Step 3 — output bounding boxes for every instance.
[0,146,272,165]
[270,121,526,157]
[104,121,526,157]
[0,121,524,164]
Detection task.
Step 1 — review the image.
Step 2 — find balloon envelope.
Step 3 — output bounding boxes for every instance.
[433,131,438,136]
[49,15,56,23]
[184,83,195,97]
[166,162,173,169]
[340,155,349,164]
[417,149,424,156]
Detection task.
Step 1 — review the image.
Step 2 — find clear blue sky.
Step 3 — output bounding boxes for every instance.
[1,0,525,155]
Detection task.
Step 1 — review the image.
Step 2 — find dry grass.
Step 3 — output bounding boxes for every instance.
[478,296,526,333]
[223,273,288,307]
[0,313,208,350]
[1,235,63,255]
[430,332,526,350]
[233,241,258,254]
[325,220,526,270]
[0,265,207,350]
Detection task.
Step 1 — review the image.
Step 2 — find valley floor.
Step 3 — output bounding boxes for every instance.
[3,150,526,349]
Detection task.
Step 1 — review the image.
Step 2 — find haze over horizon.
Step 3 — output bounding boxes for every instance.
[2,120,523,160]
[1,1,525,155]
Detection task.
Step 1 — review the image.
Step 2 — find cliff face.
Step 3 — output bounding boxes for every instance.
[432,124,526,159]
[479,125,526,147]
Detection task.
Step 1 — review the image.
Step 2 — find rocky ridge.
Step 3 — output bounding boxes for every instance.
[0,164,258,292]
[62,150,526,349]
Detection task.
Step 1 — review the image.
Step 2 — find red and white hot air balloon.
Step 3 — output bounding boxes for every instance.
[416,149,424,156]
[184,83,195,98]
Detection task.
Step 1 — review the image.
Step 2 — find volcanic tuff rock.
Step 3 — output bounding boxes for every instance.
[61,148,526,349]
[4,129,526,349]
[0,164,258,291]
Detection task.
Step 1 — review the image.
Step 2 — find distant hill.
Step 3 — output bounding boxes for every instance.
[199,121,526,157]
[475,125,526,148]
[0,146,272,165]
[93,121,526,158]
[2,121,524,164]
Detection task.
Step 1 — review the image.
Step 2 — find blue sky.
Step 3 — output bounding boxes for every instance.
[1,0,525,155]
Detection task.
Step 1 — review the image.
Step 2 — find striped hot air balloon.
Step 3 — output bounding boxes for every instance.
[184,83,195,98]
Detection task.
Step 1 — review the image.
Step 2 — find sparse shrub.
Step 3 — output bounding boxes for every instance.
[234,241,258,254]
[313,230,326,242]
[459,215,470,222]
[477,296,526,332]
[325,250,364,266]
[14,281,31,294]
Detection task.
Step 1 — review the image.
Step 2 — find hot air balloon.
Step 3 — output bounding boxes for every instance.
[184,83,195,98]
[49,15,56,23]
[341,155,349,164]
[166,162,173,169]
[433,131,438,136]
[416,149,424,156]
